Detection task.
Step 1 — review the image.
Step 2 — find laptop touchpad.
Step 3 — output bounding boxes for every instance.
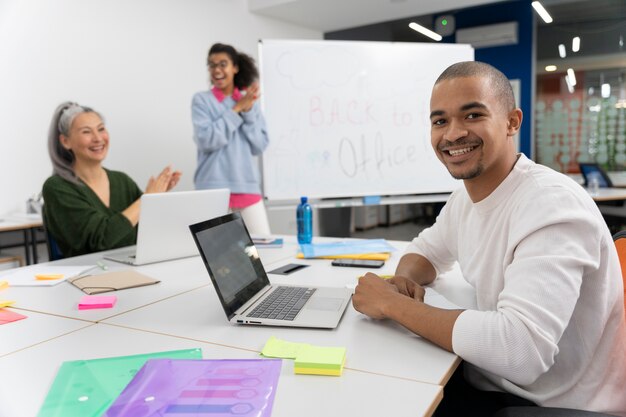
[307,297,343,311]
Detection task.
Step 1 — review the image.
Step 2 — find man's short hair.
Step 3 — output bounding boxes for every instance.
[435,61,516,113]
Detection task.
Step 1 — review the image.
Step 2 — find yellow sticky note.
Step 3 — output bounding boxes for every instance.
[261,336,310,359]
[0,281,8,291]
[35,274,64,281]
[294,345,346,376]
[0,300,16,308]
[358,274,393,280]
[294,366,344,376]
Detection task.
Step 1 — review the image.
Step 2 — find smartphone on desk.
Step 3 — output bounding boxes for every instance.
[331,259,385,268]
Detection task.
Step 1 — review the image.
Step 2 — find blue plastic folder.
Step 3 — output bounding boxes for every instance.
[299,239,396,259]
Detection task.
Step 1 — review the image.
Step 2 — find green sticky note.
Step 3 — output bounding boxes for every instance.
[294,345,346,370]
[37,348,202,417]
[261,336,310,359]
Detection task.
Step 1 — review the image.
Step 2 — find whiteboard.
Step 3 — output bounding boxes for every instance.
[259,39,474,200]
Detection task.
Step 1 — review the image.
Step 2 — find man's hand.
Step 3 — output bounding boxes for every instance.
[389,275,425,302]
[353,273,404,319]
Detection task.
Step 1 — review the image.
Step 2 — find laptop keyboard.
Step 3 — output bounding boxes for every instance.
[248,286,316,321]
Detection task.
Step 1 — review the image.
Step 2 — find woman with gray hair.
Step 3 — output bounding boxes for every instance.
[42,101,181,258]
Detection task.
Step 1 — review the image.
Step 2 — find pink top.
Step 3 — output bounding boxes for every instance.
[229,193,262,209]
[211,86,242,103]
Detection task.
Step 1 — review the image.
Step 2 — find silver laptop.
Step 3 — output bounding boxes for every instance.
[189,212,352,329]
[106,189,230,265]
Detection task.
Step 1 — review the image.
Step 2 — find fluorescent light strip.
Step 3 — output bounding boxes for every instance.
[558,44,567,58]
[572,36,580,52]
[531,1,553,23]
[565,75,574,94]
[408,22,442,41]
[602,83,611,98]
[545,65,557,72]
[567,68,577,86]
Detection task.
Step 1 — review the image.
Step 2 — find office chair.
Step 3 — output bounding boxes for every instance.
[612,230,626,313]
[494,408,618,417]
[42,206,63,261]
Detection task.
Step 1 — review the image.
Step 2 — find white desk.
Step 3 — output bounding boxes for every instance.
[0,323,442,417]
[0,308,93,357]
[588,187,626,202]
[0,237,475,417]
[4,250,210,322]
[102,242,475,386]
[4,243,301,323]
[0,213,43,265]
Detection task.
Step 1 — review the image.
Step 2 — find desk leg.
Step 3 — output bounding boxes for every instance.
[30,228,38,264]
[23,230,32,265]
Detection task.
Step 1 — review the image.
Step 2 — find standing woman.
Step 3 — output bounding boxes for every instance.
[191,43,271,234]
[43,102,181,258]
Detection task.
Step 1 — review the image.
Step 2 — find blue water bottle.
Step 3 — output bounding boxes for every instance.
[297,196,313,244]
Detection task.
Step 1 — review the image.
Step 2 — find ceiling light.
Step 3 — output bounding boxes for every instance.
[408,22,442,41]
[545,65,557,72]
[565,76,574,94]
[531,1,553,24]
[572,37,580,52]
[602,83,611,98]
[567,68,576,86]
[558,44,566,58]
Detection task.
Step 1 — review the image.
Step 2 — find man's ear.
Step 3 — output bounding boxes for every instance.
[507,108,523,137]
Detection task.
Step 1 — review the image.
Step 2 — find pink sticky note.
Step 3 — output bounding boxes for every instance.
[0,309,27,325]
[78,295,117,310]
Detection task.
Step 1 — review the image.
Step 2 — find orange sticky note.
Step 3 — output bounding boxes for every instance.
[35,274,64,281]
[0,281,8,291]
[0,300,16,308]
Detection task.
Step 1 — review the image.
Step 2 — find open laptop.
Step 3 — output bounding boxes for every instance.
[189,212,352,329]
[106,189,229,265]
[579,162,613,188]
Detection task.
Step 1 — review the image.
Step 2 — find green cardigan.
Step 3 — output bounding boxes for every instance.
[42,169,142,257]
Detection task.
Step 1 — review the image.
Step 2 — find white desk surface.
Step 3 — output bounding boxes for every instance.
[103,284,460,386]
[102,244,475,386]
[0,236,478,417]
[588,187,626,202]
[3,242,297,322]
[0,323,442,417]
[0,308,93,357]
[0,213,43,231]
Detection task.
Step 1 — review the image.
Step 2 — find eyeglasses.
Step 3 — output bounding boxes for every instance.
[208,60,230,70]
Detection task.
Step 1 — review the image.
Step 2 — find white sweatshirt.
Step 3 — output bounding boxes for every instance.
[408,155,626,416]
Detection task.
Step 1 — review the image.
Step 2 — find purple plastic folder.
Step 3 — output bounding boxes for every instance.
[104,359,282,417]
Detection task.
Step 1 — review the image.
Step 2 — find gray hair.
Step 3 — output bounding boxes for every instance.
[47,101,103,183]
[435,61,516,113]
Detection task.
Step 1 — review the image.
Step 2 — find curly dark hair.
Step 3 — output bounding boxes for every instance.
[208,43,259,89]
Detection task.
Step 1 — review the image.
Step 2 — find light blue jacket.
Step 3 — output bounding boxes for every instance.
[191,90,269,194]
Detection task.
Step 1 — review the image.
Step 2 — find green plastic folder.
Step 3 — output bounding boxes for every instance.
[37,348,202,417]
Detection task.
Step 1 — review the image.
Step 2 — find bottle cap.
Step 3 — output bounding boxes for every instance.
[300,196,308,203]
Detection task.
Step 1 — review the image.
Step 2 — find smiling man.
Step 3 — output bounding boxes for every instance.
[353,62,626,417]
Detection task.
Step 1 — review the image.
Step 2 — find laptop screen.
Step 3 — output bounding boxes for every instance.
[579,163,612,188]
[190,213,270,319]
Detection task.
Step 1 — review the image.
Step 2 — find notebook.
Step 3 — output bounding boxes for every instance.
[106,189,229,265]
[68,270,160,295]
[189,212,352,329]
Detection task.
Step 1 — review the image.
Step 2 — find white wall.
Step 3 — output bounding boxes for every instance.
[0,0,321,215]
